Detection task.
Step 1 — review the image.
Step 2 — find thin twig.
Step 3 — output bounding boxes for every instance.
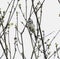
[20,33,25,59]
[8,28,11,59]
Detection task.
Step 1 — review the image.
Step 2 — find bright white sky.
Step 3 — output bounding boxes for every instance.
[0,0,60,59]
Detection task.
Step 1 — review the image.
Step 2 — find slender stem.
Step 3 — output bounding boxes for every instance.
[0,40,5,58]
[16,12,21,45]
[25,0,27,20]
[40,7,42,25]
[21,33,25,59]
[27,30,37,59]
[13,26,17,59]
[19,5,26,21]
[13,50,16,59]
[8,28,11,59]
